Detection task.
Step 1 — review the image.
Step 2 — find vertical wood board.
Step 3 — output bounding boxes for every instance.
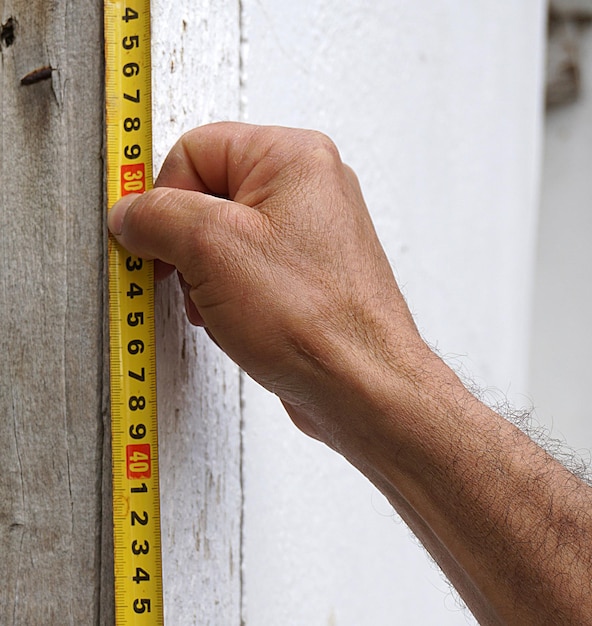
[0,0,107,623]
[150,2,243,624]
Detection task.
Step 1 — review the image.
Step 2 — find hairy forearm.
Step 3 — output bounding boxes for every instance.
[339,346,592,624]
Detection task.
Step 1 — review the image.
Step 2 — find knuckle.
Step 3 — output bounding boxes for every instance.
[269,129,343,184]
[308,130,339,154]
[263,127,341,164]
[296,130,340,161]
[302,132,342,175]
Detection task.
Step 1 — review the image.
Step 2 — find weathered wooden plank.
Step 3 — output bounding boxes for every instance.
[150,2,243,623]
[0,1,107,623]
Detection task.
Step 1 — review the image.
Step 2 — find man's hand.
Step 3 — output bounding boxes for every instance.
[108,122,425,446]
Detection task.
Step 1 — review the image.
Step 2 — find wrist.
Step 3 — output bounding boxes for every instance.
[324,332,476,491]
[302,320,452,462]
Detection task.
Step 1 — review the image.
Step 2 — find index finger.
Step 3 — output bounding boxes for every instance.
[154,121,344,208]
[154,122,263,197]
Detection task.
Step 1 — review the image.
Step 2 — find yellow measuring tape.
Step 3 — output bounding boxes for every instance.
[105,1,163,623]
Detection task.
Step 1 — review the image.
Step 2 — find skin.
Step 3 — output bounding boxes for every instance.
[109,122,592,625]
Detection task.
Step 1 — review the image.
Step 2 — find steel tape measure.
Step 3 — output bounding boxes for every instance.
[105,1,164,623]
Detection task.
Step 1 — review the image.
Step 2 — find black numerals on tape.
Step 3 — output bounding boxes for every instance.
[121,8,142,161]
[124,252,152,613]
[126,254,147,436]
[134,599,151,614]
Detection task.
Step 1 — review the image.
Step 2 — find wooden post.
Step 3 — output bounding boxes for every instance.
[0,0,108,623]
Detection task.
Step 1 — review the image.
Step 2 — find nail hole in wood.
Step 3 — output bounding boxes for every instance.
[1,17,16,48]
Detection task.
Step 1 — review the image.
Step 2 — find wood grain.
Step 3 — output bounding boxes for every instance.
[0,0,107,623]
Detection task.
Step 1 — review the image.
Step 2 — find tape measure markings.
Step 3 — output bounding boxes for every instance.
[105,1,163,623]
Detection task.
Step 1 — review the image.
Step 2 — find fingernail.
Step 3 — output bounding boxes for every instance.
[108,194,140,236]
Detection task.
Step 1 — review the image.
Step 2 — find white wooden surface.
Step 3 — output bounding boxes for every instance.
[150,2,243,624]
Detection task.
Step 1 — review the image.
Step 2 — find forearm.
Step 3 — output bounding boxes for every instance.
[338,345,592,624]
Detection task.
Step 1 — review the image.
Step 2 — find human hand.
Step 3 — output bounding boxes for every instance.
[108,122,425,449]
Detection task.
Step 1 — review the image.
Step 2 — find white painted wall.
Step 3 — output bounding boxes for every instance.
[241,2,546,625]
[529,22,592,450]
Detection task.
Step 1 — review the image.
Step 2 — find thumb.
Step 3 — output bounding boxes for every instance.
[107,187,248,276]
[108,192,141,238]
